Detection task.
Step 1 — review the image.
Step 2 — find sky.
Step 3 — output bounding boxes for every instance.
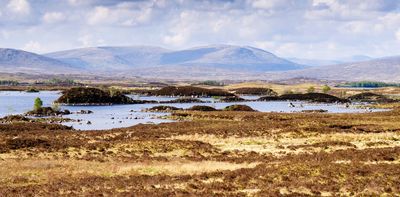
[0,0,400,60]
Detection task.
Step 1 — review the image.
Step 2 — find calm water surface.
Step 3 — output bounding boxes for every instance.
[0,91,385,130]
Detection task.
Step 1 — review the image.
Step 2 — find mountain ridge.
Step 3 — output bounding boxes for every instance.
[0,48,83,74]
[45,44,306,72]
[268,55,400,82]
[1,45,399,82]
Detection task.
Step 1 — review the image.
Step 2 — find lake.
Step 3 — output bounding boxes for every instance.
[0,91,385,130]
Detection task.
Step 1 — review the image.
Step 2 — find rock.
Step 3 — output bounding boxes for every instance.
[78,110,93,114]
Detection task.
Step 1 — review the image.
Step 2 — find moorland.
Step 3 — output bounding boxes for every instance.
[0,81,399,196]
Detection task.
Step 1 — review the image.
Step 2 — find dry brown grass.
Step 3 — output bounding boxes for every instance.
[168,131,400,156]
[0,159,259,187]
[1,107,400,195]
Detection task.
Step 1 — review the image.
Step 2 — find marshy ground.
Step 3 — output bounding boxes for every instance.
[0,103,399,196]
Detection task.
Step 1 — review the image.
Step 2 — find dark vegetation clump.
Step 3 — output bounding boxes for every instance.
[224,105,256,112]
[148,106,183,111]
[192,80,225,86]
[218,96,247,102]
[26,107,70,117]
[6,138,51,150]
[258,93,348,103]
[0,115,30,122]
[232,87,278,96]
[26,87,39,93]
[0,122,71,133]
[0,80,19,86]
[161,98,205,103]
[154,86,234,97]
[56,87,135,105]
[301,109,328,113]
[187,105,217,111]
[129,89,156,95]
[348,92,395,103]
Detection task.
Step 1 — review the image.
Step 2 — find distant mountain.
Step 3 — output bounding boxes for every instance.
[0,48,81,74]
[342,55,372,62]
[288,55,372,67]
[159,45,306,72]
[46,45,306,73]
[288,58,341,67]
[271,56,400,82]
[2,45,398,82]
[46,46,170,71]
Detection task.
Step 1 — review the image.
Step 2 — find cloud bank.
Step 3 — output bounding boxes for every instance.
[0,0,399,59]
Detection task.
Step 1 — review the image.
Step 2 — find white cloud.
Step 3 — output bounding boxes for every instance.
[67,0,80,6]
[78,34,92,47]
[86,3,153,27]
[23,41,42,52]
[7,0,30,15]
[1,30,10,39]
[396,29,400,42]
[78,34,105,47]
[163,11,193,46]
[1,0,400,58]
[250,0,293,10]
[42,12,66,24]
[87,6,110,25]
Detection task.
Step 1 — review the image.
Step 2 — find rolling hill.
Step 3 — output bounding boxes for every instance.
[45,45,306,73]
[0,48,82,74]
[46,46,170,71]
[1,45,400,81]
[288,55,372,67]
[270,56,400,82]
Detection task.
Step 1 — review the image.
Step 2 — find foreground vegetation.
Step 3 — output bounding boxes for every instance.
[0,104,399,195]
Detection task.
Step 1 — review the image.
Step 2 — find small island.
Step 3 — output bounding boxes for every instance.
[55,87,136,105]
[258,93,349,103]
[25,97,70,116]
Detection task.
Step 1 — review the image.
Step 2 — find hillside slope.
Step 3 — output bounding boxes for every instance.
[0,48,82,74]
[271,56,400,82]
[46,45,306,73]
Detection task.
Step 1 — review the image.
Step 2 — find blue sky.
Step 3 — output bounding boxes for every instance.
[0,0,399,59]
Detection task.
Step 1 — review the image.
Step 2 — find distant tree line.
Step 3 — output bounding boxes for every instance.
[0,78,82,86]
[47,78,77,85]
[193,80,225,86]
[34,78,81,86]
[338,81,400,88]
[0,80,19,86]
